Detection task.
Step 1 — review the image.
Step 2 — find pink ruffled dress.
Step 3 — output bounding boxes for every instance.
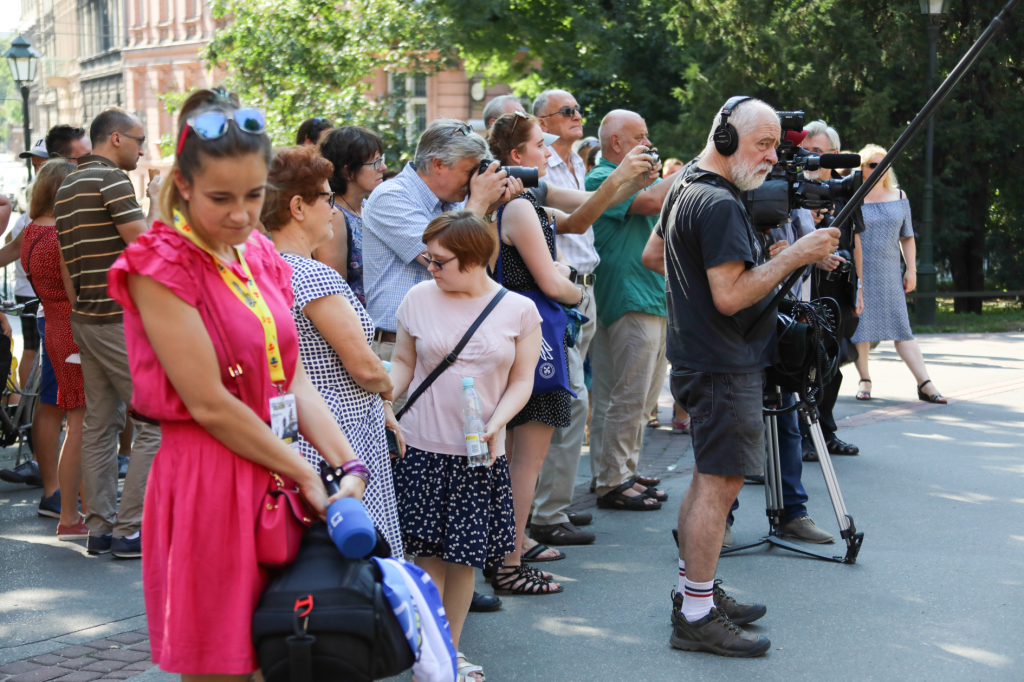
[108,221,299,675]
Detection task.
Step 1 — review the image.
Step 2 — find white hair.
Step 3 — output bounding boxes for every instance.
[532,89,570,117]
[702,98,778,156]
[483,95,523,128]
[804,120,841,152]
[414,117,489,173]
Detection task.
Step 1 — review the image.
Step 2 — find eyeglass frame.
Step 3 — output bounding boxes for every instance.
[865,162,880,169]
[509,110,529,134]
[421,252,458,271]
[449,123,475,137]
[538,105,583,119]
[317,192,336,209]
[362,153,386,171]
[113,131,147,146]
[176,107,267,156]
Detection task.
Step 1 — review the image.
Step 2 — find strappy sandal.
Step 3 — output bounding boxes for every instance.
[491,564,564,595]
[917,380,947,404]
[596,480,662,511]
[457,652,485,682]
[522,542,565,563]
[640,484,669,503]
[856,379,872,400]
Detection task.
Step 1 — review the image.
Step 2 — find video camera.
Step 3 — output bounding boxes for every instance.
[743,111,862,231]
[476,159,539,188]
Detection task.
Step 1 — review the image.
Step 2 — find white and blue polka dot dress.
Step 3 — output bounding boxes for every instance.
[851,198,915,344]
[282,253,402,556]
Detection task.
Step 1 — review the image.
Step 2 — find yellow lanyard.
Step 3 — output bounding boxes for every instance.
[171,210,287,386]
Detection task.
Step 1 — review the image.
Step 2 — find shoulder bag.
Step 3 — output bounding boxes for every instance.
[394,286,508,421]
[494,205,575,397]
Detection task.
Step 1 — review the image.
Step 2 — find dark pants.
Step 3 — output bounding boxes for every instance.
[800,367,843,451]
[729,392,808,525]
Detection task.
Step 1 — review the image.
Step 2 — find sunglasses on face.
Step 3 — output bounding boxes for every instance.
[176,108,267,156]
[865,162,880,169]
[421,252,458,271]
[539,105,583,119]
[317,192,336,209]
[362,153,386,171]
[115,131,146,146]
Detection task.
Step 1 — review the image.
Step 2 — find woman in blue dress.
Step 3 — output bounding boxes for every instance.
[851,144,946,404]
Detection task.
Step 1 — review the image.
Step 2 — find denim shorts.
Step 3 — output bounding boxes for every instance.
[37,317,58,406]
[670,369,765,477]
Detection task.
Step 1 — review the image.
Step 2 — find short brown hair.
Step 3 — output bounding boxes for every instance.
[486,112,538,165]
[261,145,335,232]
[421,210,496,272]
[30,159,77,220]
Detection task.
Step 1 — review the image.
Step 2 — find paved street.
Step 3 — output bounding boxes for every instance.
[2,332,1023,681]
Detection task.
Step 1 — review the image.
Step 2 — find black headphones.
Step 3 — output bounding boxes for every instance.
[712,96,753,156]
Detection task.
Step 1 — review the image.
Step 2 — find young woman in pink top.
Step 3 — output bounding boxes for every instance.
[389,210,542,682]
[107,88,366,678]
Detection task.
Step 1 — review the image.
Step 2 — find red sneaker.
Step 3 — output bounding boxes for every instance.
[57,521,89,541]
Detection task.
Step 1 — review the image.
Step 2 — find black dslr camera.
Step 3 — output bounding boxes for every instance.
[743,111,862,232]
[476,159,539,188]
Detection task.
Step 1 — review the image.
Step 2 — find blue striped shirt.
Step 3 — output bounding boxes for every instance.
[363,163,463,332]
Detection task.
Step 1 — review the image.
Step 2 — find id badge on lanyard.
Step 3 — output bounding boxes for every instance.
[171,210,298,447]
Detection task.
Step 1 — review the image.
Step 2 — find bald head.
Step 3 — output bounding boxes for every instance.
[598,110,649,165]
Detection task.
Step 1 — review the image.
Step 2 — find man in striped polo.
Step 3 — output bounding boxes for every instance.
[56,107,162,559]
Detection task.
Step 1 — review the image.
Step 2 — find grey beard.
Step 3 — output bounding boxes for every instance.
[733,162,774,192]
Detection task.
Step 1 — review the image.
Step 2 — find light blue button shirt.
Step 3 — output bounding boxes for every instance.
[363,162,463,332]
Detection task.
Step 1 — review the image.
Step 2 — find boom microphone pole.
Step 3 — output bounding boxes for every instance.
[746,0,1022,339]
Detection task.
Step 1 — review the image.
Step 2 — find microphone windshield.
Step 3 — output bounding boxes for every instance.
[819,153,861,169]
[784,129,808,145]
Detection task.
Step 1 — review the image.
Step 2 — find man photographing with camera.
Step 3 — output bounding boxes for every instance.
[655,97,839,657]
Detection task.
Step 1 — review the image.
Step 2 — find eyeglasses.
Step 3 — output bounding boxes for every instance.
[449,123,475,137]
[539,105,583,119]
[421,252,458,271]
[176,108,267,156]
[362,154,386,171]
[317,192,336,209]
[510,110,529,134]
[865,162,880,169]
[115,131,146,146]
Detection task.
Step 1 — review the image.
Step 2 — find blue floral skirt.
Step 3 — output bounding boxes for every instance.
[392,447,515,569]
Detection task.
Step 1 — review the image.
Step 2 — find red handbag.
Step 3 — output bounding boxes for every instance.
[255,473,314,569]
[198,280,314,569]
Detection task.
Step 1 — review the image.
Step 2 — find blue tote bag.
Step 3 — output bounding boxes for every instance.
[495,205,575,397]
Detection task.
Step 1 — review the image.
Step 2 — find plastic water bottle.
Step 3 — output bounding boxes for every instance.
[462,377,490,467]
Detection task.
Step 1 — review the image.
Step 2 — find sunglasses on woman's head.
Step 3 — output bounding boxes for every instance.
[510,110,529,134]
[176,108,267,156]
[449,123,475,137]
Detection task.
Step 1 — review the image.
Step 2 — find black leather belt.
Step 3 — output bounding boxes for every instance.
[570,272,596,287]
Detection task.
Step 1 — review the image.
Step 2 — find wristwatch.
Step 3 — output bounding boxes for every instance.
[484,211,498,224]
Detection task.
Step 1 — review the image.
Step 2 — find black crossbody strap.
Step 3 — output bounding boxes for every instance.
[395,287,509,421]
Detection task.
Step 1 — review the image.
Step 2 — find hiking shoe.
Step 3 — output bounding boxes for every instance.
[779,516,834,544]
[1,460,43,486]
[671,582,766,627]
[669,606,770,657]
[567,511,592,527]
[38,490,61,518]
[530,521,596,546]
[722,523,733,548]
[87,534,113,555]
[112,534,142,559]
[118,454,130,479]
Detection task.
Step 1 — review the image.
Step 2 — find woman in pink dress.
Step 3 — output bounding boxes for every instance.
[107,88,367,678]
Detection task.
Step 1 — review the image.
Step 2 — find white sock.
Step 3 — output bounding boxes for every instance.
[682,578,715,623]
[124,531,140,540]
[677,559,686,595]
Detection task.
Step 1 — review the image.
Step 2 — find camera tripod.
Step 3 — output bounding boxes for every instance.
[719,386,863,564]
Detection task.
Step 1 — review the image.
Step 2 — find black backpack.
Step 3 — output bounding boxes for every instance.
[251,524,416,682]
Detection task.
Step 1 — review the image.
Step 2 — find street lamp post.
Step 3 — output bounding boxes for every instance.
[916,0,950,326]
[4,36,40,180]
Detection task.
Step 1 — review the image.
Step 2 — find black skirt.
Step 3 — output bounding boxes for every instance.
[392,447,516,569]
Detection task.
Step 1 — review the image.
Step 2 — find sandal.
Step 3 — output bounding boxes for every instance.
[856,379,872,400]
[640,484,669,503]
[596,480,662,511]
[825,437,859,456]
[522,542,566,562]
[646,418,661,428]
[635,475,662,487]
[457,652,485,682]
[491,564,564,595]
[917,380,947,404]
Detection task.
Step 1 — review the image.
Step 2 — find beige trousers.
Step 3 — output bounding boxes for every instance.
[72,321,161,536]
[588,311,667,497]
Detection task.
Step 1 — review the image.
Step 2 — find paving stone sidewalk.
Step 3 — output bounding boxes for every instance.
[0,631,154,682]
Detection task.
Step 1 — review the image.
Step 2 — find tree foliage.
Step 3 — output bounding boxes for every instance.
[204,0,458,159]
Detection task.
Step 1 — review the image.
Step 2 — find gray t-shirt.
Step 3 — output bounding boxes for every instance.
[660,167,774,374]
[531,179,549,207]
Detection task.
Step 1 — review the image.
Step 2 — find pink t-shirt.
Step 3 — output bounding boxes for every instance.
[396,281,541,457]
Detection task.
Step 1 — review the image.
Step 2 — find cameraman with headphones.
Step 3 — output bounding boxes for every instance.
[650,97,838,657]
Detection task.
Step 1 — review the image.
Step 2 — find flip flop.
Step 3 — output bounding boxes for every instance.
[522,542,565,562]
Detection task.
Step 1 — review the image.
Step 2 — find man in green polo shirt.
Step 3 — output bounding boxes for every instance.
[586,109,675,510]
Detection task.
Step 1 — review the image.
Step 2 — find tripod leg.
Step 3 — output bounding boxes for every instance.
[809,420,850,532]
